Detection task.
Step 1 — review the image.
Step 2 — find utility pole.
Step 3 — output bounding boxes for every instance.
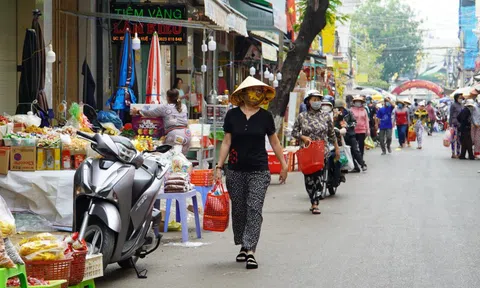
[459,31,465,88]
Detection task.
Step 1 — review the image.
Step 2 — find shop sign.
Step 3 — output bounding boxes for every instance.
[111,3,187,45]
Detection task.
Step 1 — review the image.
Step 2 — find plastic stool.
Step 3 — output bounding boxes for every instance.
[69,279,95,288]
[195,185,214,208]
[0,265,28,288]
[157,190,201,243]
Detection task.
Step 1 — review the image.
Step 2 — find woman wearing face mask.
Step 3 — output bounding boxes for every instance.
[449,93,464,158]
[292,90,340,214]
[216,76,288,269]
[394,100,410,148]
[350,96,370,161]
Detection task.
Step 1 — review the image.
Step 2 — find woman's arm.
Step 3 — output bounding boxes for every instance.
[216,133,231,168]
[140,104,166,118]
[268,134,288,170]
[291,115,303,140]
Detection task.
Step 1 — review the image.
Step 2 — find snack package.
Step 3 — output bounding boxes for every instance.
[0,236,15,268]
[19,240,66,261]
[0,195,16,237]
[171,150,193,174]
[19,233,58,246]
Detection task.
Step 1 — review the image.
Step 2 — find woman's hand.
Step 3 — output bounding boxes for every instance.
[301,135,313,146]
[335,148,341,161]
[215,167,223,182]
[131,107,139,116]
[279,165,288,184]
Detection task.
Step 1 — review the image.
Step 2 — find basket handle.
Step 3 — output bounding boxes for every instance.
[210,180,227,195]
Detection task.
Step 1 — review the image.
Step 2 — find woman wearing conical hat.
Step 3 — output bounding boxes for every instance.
[215,76,288,269]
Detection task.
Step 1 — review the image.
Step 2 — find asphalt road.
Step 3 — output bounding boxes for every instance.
[97,134,480,288]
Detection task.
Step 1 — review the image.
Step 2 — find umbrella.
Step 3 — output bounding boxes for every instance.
[145,32,162,104]
[107,29,136,120]
[31,9,48,113]
[17,29,38,115]
[82,59,96,108]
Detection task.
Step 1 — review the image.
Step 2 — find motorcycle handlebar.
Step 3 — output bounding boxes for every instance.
[76,131,95,142]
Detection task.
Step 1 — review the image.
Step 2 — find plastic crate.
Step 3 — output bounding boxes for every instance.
[267,151,288,174]
[8,280,68,288]
[82,254,103,281]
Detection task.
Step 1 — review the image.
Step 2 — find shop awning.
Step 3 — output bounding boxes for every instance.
[205,0,248,37]
[231,0,286,33]
[204,0,230,31]
[59,9,225,31]
[227,7,248,37]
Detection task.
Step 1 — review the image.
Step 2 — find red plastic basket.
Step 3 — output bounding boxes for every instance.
[24,258,72,288]
[267,151,288,174]
[203,183,230,232]
[296,140,325,175]
[68,250,87,286]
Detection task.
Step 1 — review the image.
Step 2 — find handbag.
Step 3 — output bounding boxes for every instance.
[296,140,325,175]
[203,182,230,232]
[364,136,375,149]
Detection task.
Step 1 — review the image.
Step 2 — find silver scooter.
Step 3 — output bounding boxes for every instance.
[74,131,171,278]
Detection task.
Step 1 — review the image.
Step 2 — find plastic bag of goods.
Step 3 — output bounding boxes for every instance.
[0,236,15,268]
[171,146,192,174]
[0,195,16,237]
[19,240,66,261]
[443,128,453,147]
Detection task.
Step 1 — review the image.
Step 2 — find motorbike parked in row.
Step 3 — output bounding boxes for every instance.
[73,131,172,278]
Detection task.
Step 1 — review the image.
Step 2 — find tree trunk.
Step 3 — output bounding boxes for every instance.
[268,0,330,132]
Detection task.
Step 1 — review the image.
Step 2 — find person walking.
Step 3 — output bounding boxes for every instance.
[450,93,463,158]
[426,101,436,136]
[472,96,480,158]
[366,96,378,143]
[414,101,429,149]
[457,99,475,160]
[334,99,367,172]
[292,90,340,215]
[404,99,414,147]
[394,100,410,148]
[376,97,395,155]
[350,96,370,157]
[216,76,288,269]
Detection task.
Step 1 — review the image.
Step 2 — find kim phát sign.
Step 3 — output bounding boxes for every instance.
[111,4,187,45]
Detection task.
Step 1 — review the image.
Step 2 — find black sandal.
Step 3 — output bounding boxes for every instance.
[246,254,258,269]
[312,207,321,214]
[236,248,248,262]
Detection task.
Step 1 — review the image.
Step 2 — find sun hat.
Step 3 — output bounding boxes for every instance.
[321,100,333,107]
[303,89,323,104]
[352,95,365,103]
[465,98,476,107]
[418,100,426,106]
[402,99,412,106]
[230,76,276,106]
[334,99,345,108]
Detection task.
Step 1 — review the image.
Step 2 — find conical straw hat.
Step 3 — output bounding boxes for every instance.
[230,76,276,106]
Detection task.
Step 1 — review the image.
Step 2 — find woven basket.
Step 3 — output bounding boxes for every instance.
[24,258,72,288]
[68,250,88,286]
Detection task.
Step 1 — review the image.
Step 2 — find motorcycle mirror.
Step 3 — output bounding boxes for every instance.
[155,145,172,153]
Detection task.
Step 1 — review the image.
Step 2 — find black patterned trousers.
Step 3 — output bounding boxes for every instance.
[226,169,271,252]
[304,170,323,205]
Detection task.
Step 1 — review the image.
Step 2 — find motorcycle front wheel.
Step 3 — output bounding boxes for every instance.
[84,220,115,270]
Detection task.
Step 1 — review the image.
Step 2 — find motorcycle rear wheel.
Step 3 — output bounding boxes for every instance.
[84,220,115,270]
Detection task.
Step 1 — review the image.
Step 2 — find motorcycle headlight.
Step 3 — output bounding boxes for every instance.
[115,143,136,163]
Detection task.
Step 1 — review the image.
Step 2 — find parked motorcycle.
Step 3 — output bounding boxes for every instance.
[73,131,172,278]
[320,128,343,199]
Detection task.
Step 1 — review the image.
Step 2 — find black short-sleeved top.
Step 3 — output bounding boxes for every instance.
[223,107,276,172]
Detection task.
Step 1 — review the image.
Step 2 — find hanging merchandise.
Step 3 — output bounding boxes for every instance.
[250,66,256,76]
[208,36,217,51]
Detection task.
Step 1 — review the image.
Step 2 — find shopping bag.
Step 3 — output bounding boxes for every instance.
[296,140,325,175]
[408,129,416,142]
[340,145,354,170]
[443,128,453,147]
[394,128,398,139]
[203,182,230,232]
[0,195,16,237]
[364,136,375,149]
